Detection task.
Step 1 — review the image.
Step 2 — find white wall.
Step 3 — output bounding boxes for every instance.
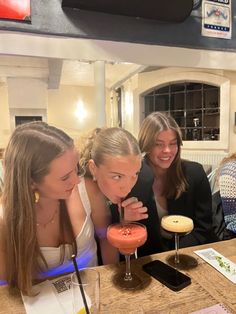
[48,85,110,140]
[48,85,95,139]
[0,83,110,148]
[7,78,47,109]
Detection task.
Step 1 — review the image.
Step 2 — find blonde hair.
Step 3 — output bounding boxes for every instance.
[2,122,75,295]
[219,153,236,167]
[79,127,141,176]
[138,112,187,199]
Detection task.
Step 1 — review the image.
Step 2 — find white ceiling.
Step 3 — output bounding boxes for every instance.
[0,54,145,89]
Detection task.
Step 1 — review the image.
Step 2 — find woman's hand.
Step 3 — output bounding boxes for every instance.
[120,197,148,221]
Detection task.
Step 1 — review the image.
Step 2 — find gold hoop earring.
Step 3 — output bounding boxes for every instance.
[34,191,40,203]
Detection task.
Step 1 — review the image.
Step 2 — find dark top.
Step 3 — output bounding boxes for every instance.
[110,159,218,258]
[165,160,217,249]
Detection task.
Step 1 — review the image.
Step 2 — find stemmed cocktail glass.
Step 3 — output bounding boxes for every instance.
[107,222,147,290]
[161,215,194,268]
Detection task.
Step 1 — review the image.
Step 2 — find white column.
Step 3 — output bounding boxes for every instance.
[94,61,106,127]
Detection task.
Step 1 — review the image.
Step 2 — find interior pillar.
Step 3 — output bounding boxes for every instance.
[94,61,106,127]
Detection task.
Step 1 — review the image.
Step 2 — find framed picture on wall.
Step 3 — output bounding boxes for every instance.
[0,0,31,22]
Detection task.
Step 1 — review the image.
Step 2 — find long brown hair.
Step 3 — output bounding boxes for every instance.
[2,122,76,295]
[138,112,188,199]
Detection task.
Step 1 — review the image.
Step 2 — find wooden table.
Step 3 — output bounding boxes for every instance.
[1,239,236,313]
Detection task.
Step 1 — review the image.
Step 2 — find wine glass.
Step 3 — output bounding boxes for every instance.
[107,222,147,290]
[161,215,194,268]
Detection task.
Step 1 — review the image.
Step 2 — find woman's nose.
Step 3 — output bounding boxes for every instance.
[163,145,171,152]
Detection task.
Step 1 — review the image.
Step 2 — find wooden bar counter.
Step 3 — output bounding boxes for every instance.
[1,239,236,313]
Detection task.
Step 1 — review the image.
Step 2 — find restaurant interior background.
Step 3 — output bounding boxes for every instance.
[0,0,236,169]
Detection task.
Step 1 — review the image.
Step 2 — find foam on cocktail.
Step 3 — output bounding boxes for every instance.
[161,215,193,233]
[107,223,147,255]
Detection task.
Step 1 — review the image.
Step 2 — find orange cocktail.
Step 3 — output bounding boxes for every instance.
[107,222,147,289]
[107,223,147,255]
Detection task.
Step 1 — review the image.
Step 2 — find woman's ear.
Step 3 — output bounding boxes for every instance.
[31,180,38,192]
[88,159,97,177]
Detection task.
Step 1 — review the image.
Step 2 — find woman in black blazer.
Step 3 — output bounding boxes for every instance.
[138,112,218,255]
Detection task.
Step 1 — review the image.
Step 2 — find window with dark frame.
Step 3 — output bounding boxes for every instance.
[144,82,220,141]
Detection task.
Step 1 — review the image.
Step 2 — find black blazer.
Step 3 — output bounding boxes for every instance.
[111,159,218,258]
[166,160,217,248]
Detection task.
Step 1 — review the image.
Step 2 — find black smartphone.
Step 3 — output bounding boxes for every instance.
[142,259,191,291]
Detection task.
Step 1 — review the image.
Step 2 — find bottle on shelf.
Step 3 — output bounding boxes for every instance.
[193,118,201,140]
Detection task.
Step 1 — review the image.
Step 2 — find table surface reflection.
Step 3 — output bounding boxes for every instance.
[1,239,236,314]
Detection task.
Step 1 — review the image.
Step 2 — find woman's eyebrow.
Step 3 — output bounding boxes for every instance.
[110,171,123,174]
[109,171,124,176]
[156,138,177,143]
[60,169,73,179]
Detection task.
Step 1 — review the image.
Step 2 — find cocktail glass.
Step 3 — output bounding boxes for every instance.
[107,222,147,290]
[161,215,194,268]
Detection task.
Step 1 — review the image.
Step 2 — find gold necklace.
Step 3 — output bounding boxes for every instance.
[36,208,58,228]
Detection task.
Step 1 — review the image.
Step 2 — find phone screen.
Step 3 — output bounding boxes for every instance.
[142,259,191,291]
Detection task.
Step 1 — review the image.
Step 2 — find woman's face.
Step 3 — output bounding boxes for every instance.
[90,155,141,204]
[148,129,178,171]
[33,148,80,200]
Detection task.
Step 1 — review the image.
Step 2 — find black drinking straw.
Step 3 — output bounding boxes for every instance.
[119,198,125,225]
[71,254,90,314]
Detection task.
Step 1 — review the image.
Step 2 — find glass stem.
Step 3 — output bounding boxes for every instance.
[124,254,132,281]
[174,233,180,264]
